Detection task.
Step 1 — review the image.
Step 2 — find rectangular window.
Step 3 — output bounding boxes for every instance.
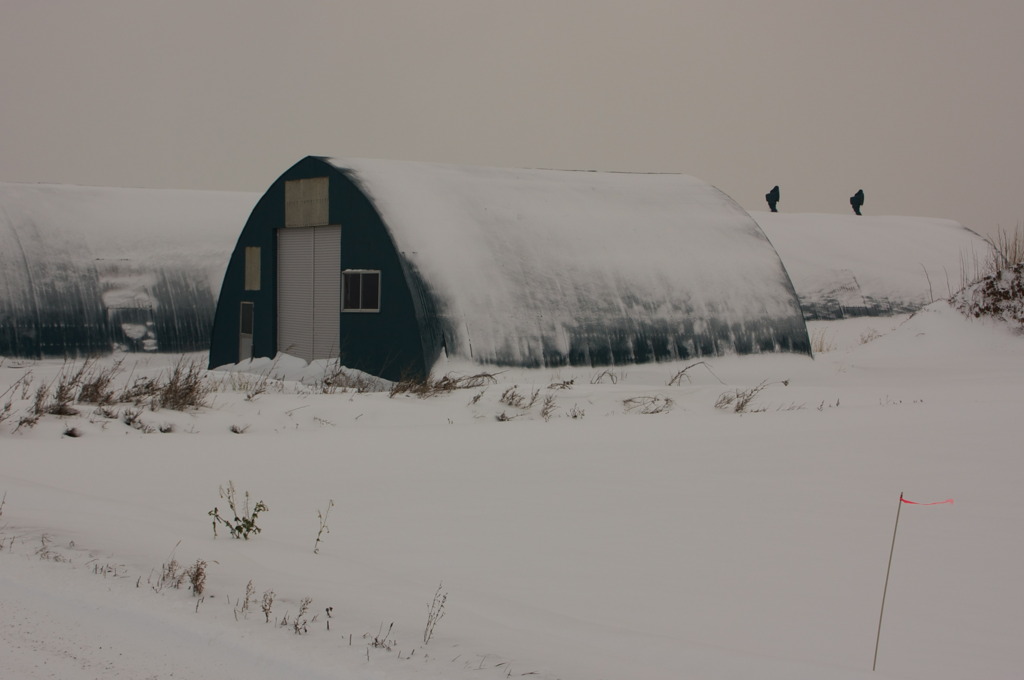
[284,177,329,227]
[342,270,380,312]
[244,247,261,290]
[240,301,254,335]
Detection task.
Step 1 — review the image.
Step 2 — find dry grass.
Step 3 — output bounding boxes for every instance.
[985,225,1024,273]
[810,328,836,354]
[389,372,498,398]
[623,395,674,414]
[959,224,1024,291]
[715,379,789,414]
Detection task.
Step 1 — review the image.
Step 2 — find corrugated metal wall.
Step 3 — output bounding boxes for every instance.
[276,225,340,362]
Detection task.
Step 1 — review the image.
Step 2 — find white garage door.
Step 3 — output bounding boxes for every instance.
[277,225,340,362]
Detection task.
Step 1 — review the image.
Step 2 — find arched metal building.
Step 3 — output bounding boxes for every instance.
[210,157,810,380]
[0,181,256,358]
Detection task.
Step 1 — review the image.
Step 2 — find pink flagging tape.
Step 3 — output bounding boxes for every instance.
[901,498,954,505]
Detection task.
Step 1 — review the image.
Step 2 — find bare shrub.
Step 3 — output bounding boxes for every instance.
[293,597,312,634]
[30,383,46,412]
[715,379,789,414]
[954,262,1024,326]
[12,384,46,431]
[46,365,83,416]
[666,361,724,386]
[156,358,211,410]
[316,361,384,394]
[958,225,1024,290]
[390,372,498,398]
[186,559,207,596]
[261,590,275,622]
[540,394,558,421]
[94,405,119,420]
[13,411,41,433]
[423,583,447,645]
[153,557,186,592]
[367,622,396,650]
[120,376,160,404]
[243,373,270,401]
[623,395,674,414]
[0,372,34,427]
[499,386,539,409]
[590,369,625,385]
[238,579,256,618]
[985,224,1024,273]
[120,358,211,411]
[122,407,154,434]
[313,499,334,554]
[78,360,122,405]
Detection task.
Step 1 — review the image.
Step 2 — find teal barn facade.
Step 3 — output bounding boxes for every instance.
[209,157,810,380]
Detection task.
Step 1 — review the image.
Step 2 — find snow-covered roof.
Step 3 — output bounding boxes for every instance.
[329,158,809,365]
[753,212,988,319]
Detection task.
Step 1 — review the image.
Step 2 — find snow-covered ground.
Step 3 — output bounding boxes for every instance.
[1,303,1021,680]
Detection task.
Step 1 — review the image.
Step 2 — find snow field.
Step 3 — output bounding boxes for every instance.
[1,303,1022,679]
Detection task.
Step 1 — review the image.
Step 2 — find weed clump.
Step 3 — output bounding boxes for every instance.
[623,395,674,414]
[423,583,447,645]
[186,559,207,596]
[122,358,211,410]
[389,372,498,398]
[953,262,1024,327]
[208,481,269,539]
[715,379,789,414]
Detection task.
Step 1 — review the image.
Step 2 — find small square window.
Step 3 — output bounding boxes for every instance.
[343,271,380,312]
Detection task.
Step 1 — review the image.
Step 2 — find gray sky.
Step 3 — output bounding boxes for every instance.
[2,0,1022,239]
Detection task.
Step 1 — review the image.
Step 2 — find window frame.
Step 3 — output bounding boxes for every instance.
[342,269,381,313]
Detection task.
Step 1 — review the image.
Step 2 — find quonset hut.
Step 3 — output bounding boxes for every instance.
[0,182,256,358]
[209,157,810,380]
[753,211,989,319]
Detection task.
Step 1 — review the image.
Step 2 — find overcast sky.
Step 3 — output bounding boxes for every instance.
[2,1,1022,239]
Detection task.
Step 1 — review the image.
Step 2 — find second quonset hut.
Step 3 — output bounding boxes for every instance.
[209,157,810,380]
